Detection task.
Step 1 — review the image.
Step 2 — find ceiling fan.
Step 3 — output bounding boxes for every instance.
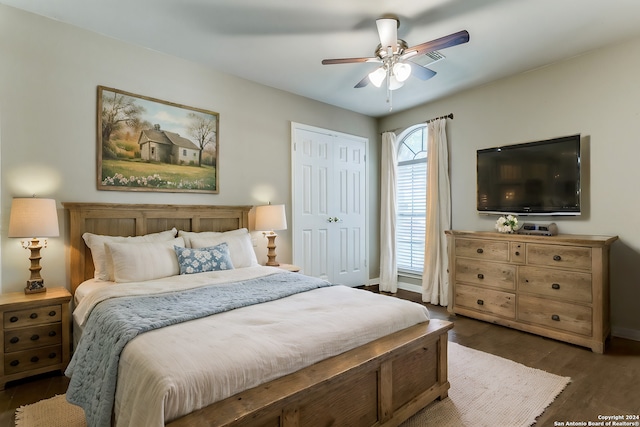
[322,17,469,93]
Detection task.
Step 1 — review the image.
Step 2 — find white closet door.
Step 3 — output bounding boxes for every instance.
[292,123,368,287]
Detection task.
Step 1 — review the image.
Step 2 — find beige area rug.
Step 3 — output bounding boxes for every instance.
[401,342,571,427]
[15,342,570,427]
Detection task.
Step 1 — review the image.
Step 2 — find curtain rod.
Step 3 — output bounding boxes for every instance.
[427,112,454,123]
[380,113,454,135]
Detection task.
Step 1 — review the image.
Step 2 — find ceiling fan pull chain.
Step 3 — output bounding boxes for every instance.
[386,67,393,111]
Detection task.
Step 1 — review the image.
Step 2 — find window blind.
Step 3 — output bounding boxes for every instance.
[397,159,426,273]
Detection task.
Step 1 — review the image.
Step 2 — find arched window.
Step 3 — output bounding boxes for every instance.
[397,125,427,274]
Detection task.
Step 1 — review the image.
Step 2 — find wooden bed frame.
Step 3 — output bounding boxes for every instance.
[63,202,452,427]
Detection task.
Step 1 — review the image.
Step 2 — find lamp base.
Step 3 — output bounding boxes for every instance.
[265,233,280,267]
[25,279,46,295]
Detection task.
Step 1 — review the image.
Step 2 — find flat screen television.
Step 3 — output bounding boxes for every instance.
[477,134,581,216]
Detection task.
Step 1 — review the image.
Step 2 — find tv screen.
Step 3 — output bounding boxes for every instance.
[477,134,581,216]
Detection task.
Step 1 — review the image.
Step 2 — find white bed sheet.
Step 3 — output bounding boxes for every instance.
[73,267,431,427]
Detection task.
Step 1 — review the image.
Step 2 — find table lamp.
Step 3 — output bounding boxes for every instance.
[8,197,60,294]
[255,204,287,266]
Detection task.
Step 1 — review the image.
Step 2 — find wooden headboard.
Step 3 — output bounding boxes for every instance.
[63,203,252,294]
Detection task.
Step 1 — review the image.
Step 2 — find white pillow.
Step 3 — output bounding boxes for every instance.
[178,230,221,248]
[104,237,185,283]
[190,228,258,268]
[82,228,177,281]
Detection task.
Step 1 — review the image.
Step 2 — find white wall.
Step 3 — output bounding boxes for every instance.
[379,35,640,339]
[0,6,379,292]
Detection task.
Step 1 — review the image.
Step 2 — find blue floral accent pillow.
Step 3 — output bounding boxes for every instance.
[174,243,234,274]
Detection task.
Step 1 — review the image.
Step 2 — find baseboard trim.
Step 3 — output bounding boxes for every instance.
[369,277,422,294]
[398,281,422,294]
[612,326,640,342]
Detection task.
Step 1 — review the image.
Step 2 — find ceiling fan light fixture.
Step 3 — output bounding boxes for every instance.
[388,75,405,91]
[368,67,386,87]
[392,62,411,82]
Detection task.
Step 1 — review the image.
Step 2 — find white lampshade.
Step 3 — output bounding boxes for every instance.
[392,62,411,82]
[368,67,387,88]
[388,75,405,91]
[8,198,60,238]
[255,204,287,231]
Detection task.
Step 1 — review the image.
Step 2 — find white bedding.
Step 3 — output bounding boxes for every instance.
[73,266,430,427]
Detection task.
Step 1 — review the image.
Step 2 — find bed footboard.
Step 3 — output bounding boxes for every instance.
[168,319,452,427]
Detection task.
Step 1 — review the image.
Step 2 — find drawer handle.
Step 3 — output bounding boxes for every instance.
[477,273,484,279]
[477,299,484,306]
[551,314,560,321]
[553,255,562,261]
[48,310,57,317]
[48,352,57,359]
[30,313,38,319]
[30,334,40,341]
[10,316,18,323]
[9,337,19,344]
[551,283,561,290]
[477,248,484,254]
[48,331,57,337]
[30,356,39,363]
[515,251,520,256]
[10,360,19,367]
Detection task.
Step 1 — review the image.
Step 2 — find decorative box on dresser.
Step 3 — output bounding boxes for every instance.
[0,287,71,389]
[446,230,618,353]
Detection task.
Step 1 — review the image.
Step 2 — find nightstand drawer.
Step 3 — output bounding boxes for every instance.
[4,323,62,353]
[455,258,515,290]
[3,345,63,375]
[518,295,592,336]
[454,283,515,319]
[3,304,62,329]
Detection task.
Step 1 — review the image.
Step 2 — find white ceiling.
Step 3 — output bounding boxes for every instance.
[4,0,640,117]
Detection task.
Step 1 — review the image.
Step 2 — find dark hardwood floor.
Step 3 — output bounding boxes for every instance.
[1,288,638,427]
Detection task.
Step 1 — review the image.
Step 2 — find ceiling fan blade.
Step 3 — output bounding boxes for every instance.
[354,74,370,88]
[322,57,378,65]
[405,30,469,56]
[376,18,398,53]
[408,62,437,81]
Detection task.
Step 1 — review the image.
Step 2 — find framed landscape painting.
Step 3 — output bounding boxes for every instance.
[97,86,219,193]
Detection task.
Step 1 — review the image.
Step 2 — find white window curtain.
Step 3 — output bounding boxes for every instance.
[421,118,451,306]
[379,131,398,293]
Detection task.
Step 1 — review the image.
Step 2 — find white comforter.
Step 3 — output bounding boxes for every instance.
[73,266,430,427]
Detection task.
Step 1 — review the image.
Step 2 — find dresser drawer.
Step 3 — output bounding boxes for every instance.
[454,283,515,319]
[518,266,592,303]
[3,345,63,375]
[4,324,62,353]
[455,259,516,290]
[455,239,509,262]
[3,304,62,329]
[518,295,592,336]
[526,244,592,271]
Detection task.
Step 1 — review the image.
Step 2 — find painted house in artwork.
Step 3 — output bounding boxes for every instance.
[139,125,200,165]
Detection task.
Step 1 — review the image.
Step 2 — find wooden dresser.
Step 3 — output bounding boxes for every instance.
[0,287,71,389]
[446,230,618,353]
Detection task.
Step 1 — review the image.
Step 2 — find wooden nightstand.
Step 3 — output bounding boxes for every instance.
[276,264,301,273]
[0,287,72,389]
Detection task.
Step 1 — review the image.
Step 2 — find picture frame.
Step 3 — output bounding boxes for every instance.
[97,86,219,193]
